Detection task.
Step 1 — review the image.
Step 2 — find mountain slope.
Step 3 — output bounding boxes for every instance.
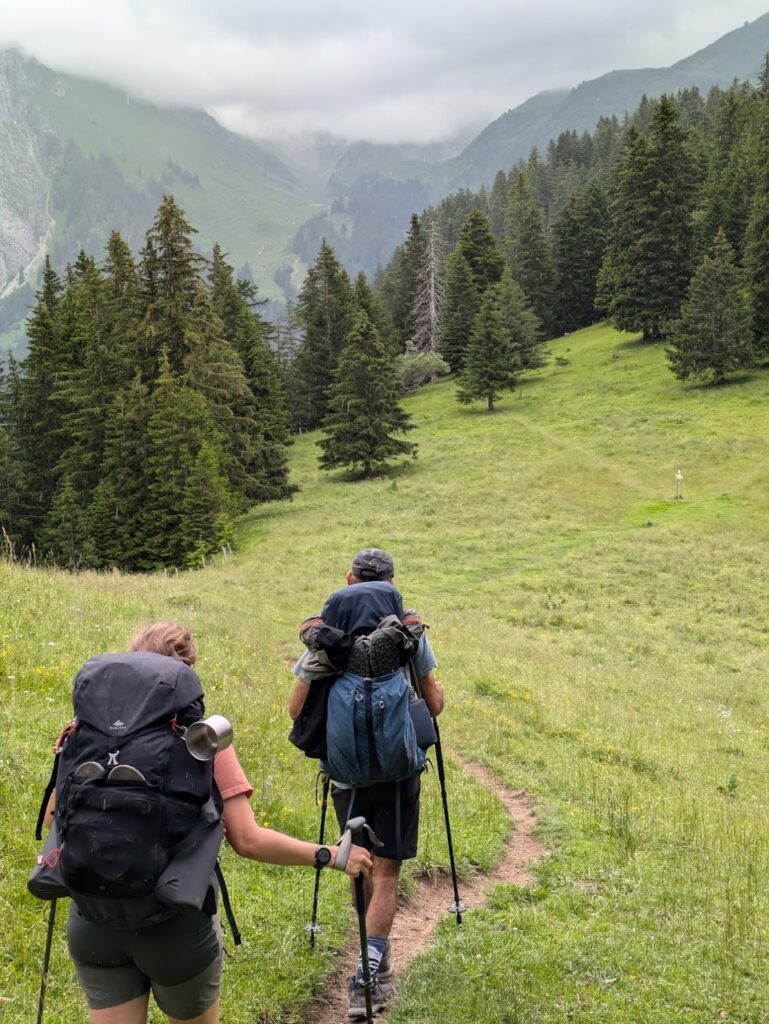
[0,49,321,322]
[448,12,769,189]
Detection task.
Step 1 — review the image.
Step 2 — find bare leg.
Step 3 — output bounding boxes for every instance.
[365,856,401,939]
[169,1000,220,1024]
[89,994,149,1024]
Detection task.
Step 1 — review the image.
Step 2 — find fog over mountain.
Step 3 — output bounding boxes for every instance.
[1,0,768,143]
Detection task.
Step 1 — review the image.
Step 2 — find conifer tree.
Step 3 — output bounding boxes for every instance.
[40,475,96,567]
[102,231,142,394]
[498,267,543,371]
[505,174,556,335]
[438,249,478,372]
[139,195,204,380]
[599,97,698,339]
[318,311,416,477]
[293,240,356,430]
[457,286,518,411]
[144,355,230,568]
[90,374,152,569]
[552,181,609,331]
[745,96,769,358]
[411,220,445,353]
[17,257,66,538]
[180,442,235,567]
[667,229,753,384]
[456,208,505,293]
[353,272,398,354]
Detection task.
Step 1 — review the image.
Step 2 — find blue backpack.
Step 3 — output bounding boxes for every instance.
[323,667,426,785]
[319,582,427,786]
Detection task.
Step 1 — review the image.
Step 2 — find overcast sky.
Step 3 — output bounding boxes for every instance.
[2,1,769,143]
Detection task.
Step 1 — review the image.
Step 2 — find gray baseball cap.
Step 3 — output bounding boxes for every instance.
[351,548,395,581]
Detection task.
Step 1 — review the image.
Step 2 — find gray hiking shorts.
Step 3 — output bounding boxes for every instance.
[67,904,223,1018]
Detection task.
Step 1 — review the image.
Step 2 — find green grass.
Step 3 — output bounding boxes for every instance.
[5,321,769,1021]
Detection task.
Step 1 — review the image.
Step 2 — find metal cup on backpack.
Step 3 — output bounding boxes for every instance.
[184,715,234,761]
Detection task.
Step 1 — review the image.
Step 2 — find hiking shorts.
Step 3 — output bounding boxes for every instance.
[67,905,223,1018]
[332,775,421,861]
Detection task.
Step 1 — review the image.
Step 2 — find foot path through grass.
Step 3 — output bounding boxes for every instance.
[302,759,546,1024]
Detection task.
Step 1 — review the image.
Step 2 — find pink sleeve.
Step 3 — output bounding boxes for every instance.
[213,744,254,800]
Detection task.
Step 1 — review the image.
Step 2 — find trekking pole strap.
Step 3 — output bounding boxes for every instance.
[214,862,241,946]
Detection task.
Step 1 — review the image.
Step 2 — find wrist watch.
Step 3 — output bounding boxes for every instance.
[314,845,333,869]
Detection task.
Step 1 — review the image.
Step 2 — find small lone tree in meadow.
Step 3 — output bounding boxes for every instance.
[318,310,416,477]
[666,229,753,385]
[457,285,518,411]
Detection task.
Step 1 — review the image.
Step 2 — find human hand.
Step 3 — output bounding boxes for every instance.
[332,842,373,878]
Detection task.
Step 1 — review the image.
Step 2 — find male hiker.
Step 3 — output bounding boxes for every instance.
[288,548,444,1019]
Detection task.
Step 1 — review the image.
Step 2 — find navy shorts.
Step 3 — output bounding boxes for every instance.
[332,775,421,861]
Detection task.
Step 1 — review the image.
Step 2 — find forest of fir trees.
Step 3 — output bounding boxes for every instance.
[369,57,769,390]
[0,197,294,571]
[7,61,769,569]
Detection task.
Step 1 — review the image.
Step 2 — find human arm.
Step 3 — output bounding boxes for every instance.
[418,669,445,717]
[412,632,444,717]
[221,793,372,877]
[288,678,309,720]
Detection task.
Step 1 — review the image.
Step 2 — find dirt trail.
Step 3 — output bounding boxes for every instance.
[301,758,547,1024]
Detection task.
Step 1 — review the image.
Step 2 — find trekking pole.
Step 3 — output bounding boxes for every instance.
[36,898,57,1024]
[338,816,384,1024]
[432,719,466,924]
[306,772,330,947]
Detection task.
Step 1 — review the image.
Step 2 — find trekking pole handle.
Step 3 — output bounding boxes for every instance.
[335,815,383,871]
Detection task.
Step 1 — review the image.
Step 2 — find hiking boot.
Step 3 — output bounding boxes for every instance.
[376,939,393,983]
[347,975,393,1019]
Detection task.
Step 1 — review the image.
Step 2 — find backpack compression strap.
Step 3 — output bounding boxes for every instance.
[35,720,78,841]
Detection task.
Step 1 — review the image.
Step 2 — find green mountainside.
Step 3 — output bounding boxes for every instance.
[0,49,321,332]
[2,10,769,343]
[448,11,769,190]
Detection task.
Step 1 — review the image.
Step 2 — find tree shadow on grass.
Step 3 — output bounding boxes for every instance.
[679,370,761,391]
[323,457,421,485]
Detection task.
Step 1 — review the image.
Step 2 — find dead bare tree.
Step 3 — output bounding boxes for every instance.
[411,220,445,352]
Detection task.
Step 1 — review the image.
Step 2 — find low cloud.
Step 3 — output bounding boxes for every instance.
[1,0,767,142]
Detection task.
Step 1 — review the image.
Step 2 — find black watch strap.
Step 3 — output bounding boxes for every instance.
[315,845,333,869]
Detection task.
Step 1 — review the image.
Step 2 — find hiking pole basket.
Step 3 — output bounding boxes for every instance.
[306,772,330,947]
[37,898,57,1024]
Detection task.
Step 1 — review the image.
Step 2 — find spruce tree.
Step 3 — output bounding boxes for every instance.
[505,174,557,334]
[456,208,505,293]
[40,475,96,567]
[293,240,356,430]
[667,229,753,384]
[17,257,66,539]
[745,96,769,358]
[139,195,204,380]
[457,286,518,411]
[144,356,230,568]
[599,97,698,339]
[438,249,478,372]
[318,311,416,477]
[498,267,543,371]
[552,181,609,332]
[90,373,152,569]
[179,442,236,567]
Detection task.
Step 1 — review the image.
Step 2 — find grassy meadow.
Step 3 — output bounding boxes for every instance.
[4,322,769,1021]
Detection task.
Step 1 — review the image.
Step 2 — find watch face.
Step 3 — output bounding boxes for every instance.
[316,846,332,867]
